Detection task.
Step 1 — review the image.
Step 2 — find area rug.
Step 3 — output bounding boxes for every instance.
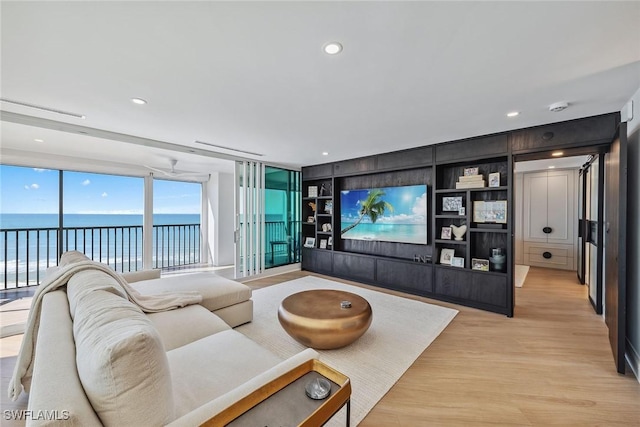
[515,264,530,288]
[237,276,458,426]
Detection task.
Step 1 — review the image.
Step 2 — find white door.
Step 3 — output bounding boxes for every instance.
[523,172,549,242]
[547,170,574,245]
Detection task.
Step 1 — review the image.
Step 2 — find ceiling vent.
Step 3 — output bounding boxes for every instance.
[0,98,86,119]
[549,101,569,113]
[195,140,264,157]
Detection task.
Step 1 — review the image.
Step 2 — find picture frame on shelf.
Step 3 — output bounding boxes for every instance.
[307,216,315,223]
[488,172,501,187]
[328,236,333,247]
[319,239,327,249]
[473,200,507,223]
[442,196,463,212]
[451,257,465,268]
[459,207,466,216]
[303,237,316,248]
[324,201,333,214]
[308,186,318,197]
[439,248,455,265]
[440,226,452,240]
[472,258,490,271]
[464,167,479,176]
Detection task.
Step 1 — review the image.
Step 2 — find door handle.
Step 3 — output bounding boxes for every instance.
[543,252,552,259]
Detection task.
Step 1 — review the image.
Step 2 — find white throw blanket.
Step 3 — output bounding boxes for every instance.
[8,251,202,401]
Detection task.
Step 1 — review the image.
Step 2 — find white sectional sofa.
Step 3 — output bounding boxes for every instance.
[26,264,318,426]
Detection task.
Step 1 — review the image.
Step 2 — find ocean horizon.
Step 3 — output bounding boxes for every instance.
[1,213,202,288]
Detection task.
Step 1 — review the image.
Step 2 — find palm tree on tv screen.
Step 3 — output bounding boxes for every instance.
[340,189,394,235]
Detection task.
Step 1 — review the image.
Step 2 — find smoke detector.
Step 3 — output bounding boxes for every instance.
[549,101,569,112]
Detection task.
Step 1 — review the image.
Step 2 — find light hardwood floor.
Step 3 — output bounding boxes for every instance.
[1,267,638,425]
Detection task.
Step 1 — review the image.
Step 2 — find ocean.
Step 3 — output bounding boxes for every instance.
[340,221,427,245]
[1,214,201,288]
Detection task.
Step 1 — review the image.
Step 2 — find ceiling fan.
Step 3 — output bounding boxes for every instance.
[144,159,207,180]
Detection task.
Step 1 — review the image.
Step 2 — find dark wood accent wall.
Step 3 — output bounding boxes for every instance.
[302,112,620,317]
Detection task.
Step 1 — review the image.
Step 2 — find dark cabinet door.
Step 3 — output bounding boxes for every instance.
[301,248,333,273]
[376,259,433,293]
[434,267,507,308]
[332,252,375,282]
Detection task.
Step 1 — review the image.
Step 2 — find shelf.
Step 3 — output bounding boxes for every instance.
[317,213,332,217]
[470,227,508,233]
[434,264,507,276]
[435,189,467,194]
[317,231,332,236]
[302,222,315,226]
[317,195,333,200]
[470,186,508,192]
[435,239,467,245]
[435,214,466,219]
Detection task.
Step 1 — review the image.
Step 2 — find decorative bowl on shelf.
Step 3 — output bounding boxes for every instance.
[450,224,467,241]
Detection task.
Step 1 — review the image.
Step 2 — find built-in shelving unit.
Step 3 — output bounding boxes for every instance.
[301,113,619,317]
[302,180,333,251]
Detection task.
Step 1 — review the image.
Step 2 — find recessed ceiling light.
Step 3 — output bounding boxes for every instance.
[34,138,44,143]
[131,98,147,105]
[548,166,556,169]
[323,42,343,55]
[506,111,519,117]
[551,151,564,157]
[322,152,329,156]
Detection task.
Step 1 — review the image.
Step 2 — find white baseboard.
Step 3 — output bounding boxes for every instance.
[626,338,640,383]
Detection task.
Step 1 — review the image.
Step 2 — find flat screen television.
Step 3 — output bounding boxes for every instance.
[340,184,427,245]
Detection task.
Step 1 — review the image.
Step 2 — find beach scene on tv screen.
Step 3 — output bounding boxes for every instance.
[340,184,427,245]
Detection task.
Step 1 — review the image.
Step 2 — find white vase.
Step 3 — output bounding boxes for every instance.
[450,224,467,241]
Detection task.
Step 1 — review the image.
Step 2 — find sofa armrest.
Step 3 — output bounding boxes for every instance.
[121,269,161,283]
[165,348,319,427]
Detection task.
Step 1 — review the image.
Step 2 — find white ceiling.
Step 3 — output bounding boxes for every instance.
[1,1,639,175]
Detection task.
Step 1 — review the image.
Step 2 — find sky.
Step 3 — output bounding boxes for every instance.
[0,165,201,214]
[340,184,427,224]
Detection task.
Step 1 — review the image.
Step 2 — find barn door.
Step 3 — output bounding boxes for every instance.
[604,123,627,374]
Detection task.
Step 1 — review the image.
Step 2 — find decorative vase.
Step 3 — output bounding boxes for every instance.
[489,248,506,272]
[450,224,467,241]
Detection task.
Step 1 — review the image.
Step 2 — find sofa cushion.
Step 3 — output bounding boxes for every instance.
[72,289,174,426]
[167,330,283,419]
[66,270,127,317]
[146,304,231,351]
[130,272,251,312]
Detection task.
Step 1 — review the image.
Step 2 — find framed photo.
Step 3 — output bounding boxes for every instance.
[451,256,465,268]
[464,167,479,176]
[473,200,507,223]
[472,258,490,271]
[304,237,316,248]
[488,172,501,188]
[319,239,327,249]
[328,236,333,246]
[439,248,455,265]
[440,226,452,240]
[324,201,333,214]
[308,186,318,197]
[442,196,463,212]
[307,216,315,223]
[458,207,466,216]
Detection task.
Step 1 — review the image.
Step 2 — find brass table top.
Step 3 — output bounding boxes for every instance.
[278,289,372,349]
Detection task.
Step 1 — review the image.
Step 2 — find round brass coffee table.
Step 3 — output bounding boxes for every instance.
[277,289,372,350]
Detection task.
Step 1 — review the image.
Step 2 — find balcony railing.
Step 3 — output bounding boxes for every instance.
[1,223,201,290]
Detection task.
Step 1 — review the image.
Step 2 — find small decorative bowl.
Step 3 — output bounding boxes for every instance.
[305,377,331,400]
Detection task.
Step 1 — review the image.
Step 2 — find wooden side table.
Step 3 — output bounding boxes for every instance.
[202,359,351,427]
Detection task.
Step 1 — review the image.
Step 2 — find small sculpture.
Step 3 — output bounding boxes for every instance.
[308,202,316,212]
[450,224,467,241]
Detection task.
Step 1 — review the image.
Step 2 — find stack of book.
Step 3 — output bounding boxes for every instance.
[455,174,485,189]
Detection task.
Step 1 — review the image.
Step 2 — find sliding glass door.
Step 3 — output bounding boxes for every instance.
[234,162,300,278]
